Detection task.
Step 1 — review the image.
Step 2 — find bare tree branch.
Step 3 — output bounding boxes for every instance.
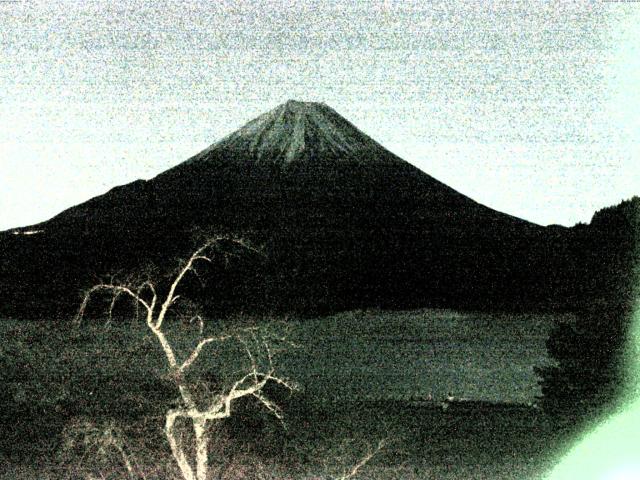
[179,334,232,373]
[76,236,280,480]
[336,439,387,480]
[76,284,151,325]
[156,235,239,330]
[252,391,284,421]
[189,314,205,334]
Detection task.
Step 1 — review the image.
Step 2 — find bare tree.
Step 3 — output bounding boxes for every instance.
[317,438,388,480]
[335,439,387,480]
[76,236,295,480]
[61,418,139,480]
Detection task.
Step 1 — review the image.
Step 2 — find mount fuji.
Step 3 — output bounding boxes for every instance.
[1,101,575,318]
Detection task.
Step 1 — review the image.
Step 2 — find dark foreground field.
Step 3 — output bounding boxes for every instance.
[0,399,565,480]
[0,310,572,479]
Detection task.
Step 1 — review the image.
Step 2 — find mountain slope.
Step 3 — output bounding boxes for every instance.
[1,101,571,318]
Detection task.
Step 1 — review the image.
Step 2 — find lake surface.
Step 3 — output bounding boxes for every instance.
[282,309,567,403]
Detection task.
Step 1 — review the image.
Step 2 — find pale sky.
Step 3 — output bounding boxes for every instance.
[1,0,639,230]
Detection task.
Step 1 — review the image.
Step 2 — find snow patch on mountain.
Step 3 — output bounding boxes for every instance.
[204,100,403,166]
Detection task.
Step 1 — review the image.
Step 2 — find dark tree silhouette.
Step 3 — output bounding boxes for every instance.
[536,197,639,428]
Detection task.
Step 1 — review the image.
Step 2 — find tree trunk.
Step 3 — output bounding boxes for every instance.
[166,410,197,480]
[194,417,210,480]
[114,443,135,479]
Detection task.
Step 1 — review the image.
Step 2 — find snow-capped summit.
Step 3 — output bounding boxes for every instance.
[189,100,403,167]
